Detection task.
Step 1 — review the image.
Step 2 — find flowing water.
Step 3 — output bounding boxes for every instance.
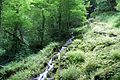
[33,36,75,80]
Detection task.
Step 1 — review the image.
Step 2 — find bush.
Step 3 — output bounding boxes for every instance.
[71,25,90,38]
[116,0,120,11]
[68,39,82,50]
[96,0,117,11]
[84,58,98,74]
[111,49,120,60]
[96,0,110,11]
[94,62,120,80]
[67,50,85,64]
[61,65,80,80]
[110,70,120,80]
[0,48,5,56]
[114,16,120,28]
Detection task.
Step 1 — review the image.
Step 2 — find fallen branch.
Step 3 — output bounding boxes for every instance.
[94,31,117,37]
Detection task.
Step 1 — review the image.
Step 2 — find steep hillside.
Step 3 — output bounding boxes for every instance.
[59,21,120,80]
[1,12,120,80]
[56,12,120,80]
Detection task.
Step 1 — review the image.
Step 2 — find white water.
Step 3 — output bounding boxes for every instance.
[33,36,74,80]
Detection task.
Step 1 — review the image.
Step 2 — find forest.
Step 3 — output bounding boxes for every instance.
[0,0,120,80]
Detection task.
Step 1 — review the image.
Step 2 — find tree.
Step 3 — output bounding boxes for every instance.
[107,0,117,11]
[0,0,87,64]
[0,0,3,31]
[29,0,55,51]
[0,0,31,63]
[84,0,97,18]
[58,0,86,39]
[96,0,117,11]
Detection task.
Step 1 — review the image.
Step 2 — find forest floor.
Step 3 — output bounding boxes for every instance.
[0,12,120,80]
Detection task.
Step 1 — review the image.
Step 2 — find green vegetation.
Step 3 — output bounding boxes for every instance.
[1,0,120,80]
[61,65,80,80]
[111,49,120,60]
[67,50,85,64]
[0,42,59,80]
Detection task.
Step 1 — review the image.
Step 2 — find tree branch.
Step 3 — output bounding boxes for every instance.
[4,29,28,45]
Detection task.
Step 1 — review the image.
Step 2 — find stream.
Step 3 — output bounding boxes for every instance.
[33,36,75,80]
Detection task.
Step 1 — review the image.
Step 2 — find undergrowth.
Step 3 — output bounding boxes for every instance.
[1,12,120,80]
[0,42,59,80]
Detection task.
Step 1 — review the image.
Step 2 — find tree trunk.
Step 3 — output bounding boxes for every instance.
[41,9,45,47]
[58,0,62,40]
[0,0,3,31]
